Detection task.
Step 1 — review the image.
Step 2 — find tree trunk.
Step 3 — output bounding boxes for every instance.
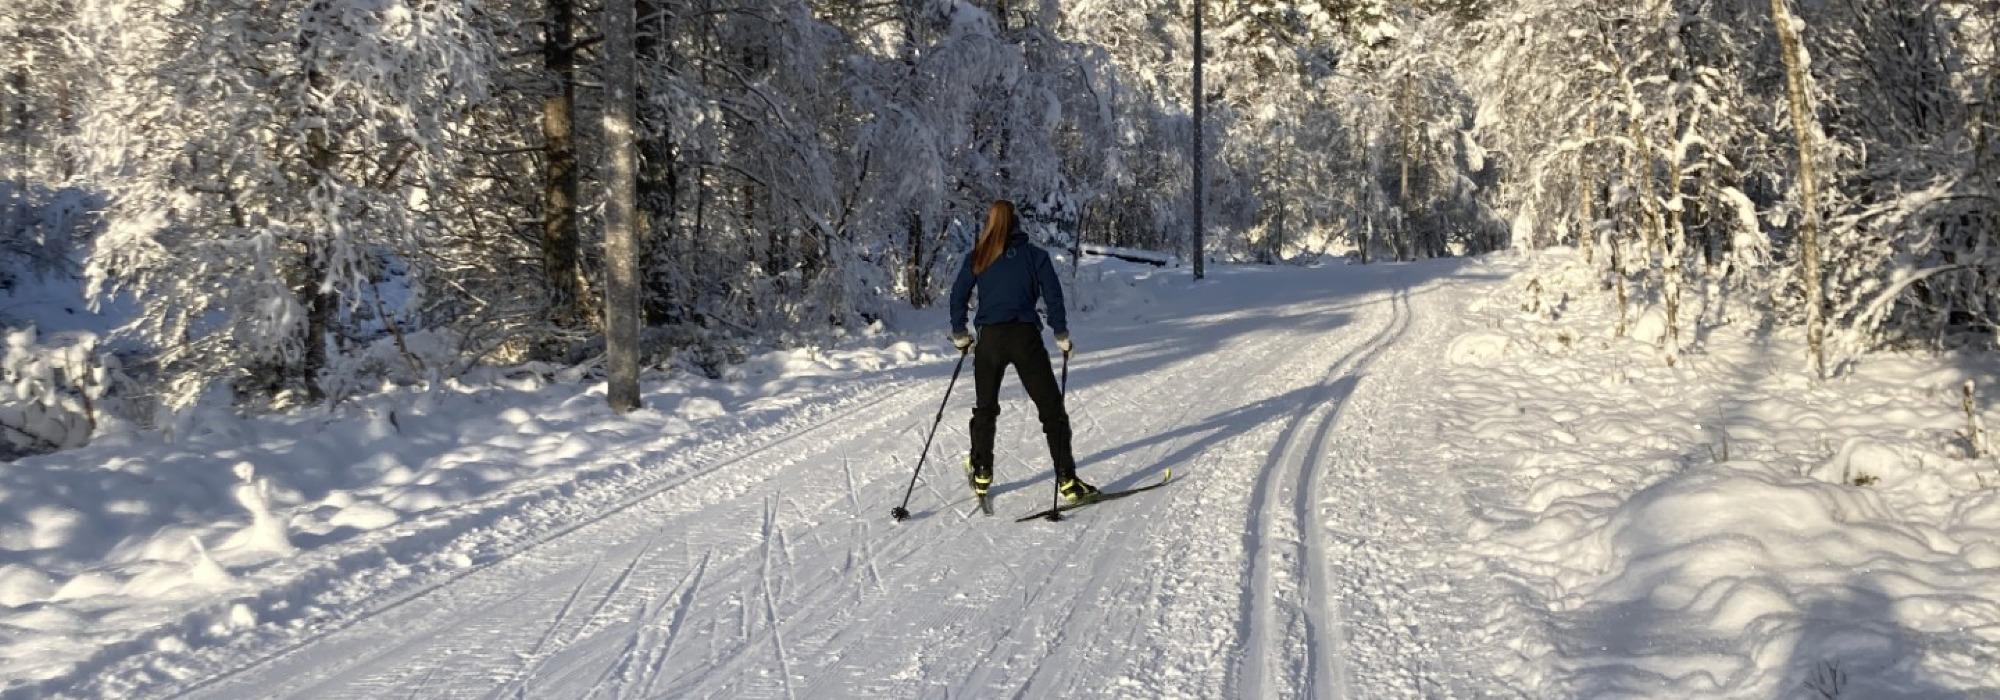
[1360,218,1372,265]
[1662,111,1688,363]
[9,54,27,232]
[900,3,928,308]
[1191,0,1205,280]
[301,248,337,402]
[299,7,338,402]
[603,0,643,413]
[1398,72,1416,262]
[636,0,675,323]
[1618,58,1672,353]
[1579,111,1597,266]
[8,55,24,173]
[1270,198,1285,264]
[1623,76,1664,265]
[1770,0,1828,378]
[1612,234,1631,338]
[905,211,929,307]
[543,0,583,323]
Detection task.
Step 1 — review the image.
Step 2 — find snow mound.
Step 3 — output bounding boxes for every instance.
[676,396,727,421]
[1446,331,1512,367]
[1479,462,1995,697]
[1627,304,1671,346]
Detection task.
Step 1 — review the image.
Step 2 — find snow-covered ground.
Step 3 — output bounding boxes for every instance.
[4,252,1998,698]
[0,324,955,688]
[1434,252,2000,697]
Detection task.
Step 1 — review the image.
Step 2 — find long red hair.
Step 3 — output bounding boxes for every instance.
[971,200,1016,275]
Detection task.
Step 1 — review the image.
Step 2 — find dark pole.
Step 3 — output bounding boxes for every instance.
[889,349,970,521]
[1046,350,1070,522]
[1191,0,1205,280]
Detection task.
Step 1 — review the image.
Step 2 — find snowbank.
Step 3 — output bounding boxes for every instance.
[1443,251,2000,696]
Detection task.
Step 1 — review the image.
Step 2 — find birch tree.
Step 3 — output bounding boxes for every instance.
[1770,0,1828,377]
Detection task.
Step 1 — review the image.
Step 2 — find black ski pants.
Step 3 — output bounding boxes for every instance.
[969,323,1078,481]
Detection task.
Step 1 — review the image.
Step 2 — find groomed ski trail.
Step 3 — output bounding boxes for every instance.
[47,261,1505,699]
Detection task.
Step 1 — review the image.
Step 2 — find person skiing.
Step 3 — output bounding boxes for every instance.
[949,199,1099,505]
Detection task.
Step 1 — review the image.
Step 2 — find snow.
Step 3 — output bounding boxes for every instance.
[1446,330,1512,367]
[3,252,1998,697]
[0,321,978,686]
[1439,251,2000,696]
[2,257,1459,697]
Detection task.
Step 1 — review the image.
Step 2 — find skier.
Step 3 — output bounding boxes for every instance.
[949,199,1099,505]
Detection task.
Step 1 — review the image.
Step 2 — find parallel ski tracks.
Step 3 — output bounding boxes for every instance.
[1011,295,1398,699]
[1238,288,1413,700]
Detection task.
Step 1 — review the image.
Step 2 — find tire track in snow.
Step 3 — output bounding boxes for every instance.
[582,547,712,700]
[637,548,709,698]
[545,530,667,699]
[521,374,1010,697]
[1317,278,1514,696]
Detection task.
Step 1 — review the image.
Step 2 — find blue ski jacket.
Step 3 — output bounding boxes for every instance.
[949,230,1068,337]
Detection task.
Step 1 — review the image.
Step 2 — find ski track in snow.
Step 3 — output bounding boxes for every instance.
[1237,288,1410,700]
[38,261,1512,699]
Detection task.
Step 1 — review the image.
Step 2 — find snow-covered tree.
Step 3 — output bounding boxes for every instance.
[15,0,1988,434]
[70,0,493,407]
[1463,0,1999,369]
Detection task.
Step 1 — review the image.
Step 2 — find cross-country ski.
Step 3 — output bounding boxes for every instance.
[1014,468,1174,523]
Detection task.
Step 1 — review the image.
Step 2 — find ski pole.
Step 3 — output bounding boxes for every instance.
[890,347,969,522]
[1047,349,1070,522]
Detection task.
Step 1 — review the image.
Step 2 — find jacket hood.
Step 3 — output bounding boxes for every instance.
[1007,224,1029,247]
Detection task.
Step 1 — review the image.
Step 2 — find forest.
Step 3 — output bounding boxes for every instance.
[3,0,1997,451]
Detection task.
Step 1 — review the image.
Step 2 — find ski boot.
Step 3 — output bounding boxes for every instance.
[966,456,995,515]
[1058,476,1101,504]
[965,455,994,496]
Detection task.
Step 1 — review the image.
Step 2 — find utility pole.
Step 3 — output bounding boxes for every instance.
[1191,0,1205,280]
